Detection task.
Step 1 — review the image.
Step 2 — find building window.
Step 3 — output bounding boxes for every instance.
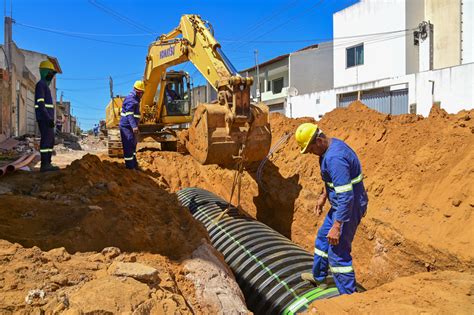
[346,44,364,68]
[272,77,284,94]
[266,81,271,92]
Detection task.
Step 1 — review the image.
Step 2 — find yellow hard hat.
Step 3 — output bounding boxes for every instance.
[39,60,56,71]
[295,123,319,154]
[133,80,145,91]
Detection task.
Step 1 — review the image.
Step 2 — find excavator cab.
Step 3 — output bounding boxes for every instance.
[163,71,191,117]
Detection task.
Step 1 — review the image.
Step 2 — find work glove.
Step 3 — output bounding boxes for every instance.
[48,120,55,128]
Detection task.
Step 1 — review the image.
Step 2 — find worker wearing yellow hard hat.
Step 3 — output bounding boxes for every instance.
[133,80,145,92]
[119,80,145,169]
[296,122,368,295]
[295,122,323,154]
[35,59,59,172]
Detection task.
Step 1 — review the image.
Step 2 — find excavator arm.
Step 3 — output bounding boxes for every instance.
[141,14,271,165]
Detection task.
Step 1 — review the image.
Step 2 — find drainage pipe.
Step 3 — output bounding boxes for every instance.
[177,188,362,314]
[0,154,29,177]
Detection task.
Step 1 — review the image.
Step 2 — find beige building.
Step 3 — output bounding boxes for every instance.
[425,0,473,69]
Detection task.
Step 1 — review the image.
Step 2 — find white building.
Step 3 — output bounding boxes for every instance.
[241,42,334,114]
[291,0,473,118]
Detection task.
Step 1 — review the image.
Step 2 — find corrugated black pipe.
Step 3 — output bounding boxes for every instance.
[177,187,363,314]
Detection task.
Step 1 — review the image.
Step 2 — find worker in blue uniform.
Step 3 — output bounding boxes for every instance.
[119,80,144,169]
[296,123,368,295]
[35,60,59,172]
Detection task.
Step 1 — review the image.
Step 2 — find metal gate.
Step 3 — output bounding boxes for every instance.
[390,89,409,115]
[338,93,357,108]
[338,88,408,115]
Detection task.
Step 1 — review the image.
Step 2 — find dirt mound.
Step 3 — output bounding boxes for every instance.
[0,240,194,314]
[137,102,474,293]
[0,154,205,259]
[309,271,474,314]
[0,154,248,314]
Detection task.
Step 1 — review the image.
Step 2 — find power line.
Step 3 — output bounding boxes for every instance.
[61,71,142,81]
[220,28,414,44]
[58,78,135,91]
[15,24,154,37]
[224,0,302,51]
[231,0,327,52]
[15,22,147,48]
[88,0,156,34]
[76,116,104,121]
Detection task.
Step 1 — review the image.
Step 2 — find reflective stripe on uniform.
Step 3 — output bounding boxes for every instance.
[34,105,39,108]
[314,247,328,258]
[326,173,363,193]
[124,156,134,161]
[36,98,45,102]
[121,112,134,116]
[39,148,54,153]
[351,173,363,184]
[45,104,54,108]
[334,183,353,193]
[329,265,354,273]
[133,114,140,118]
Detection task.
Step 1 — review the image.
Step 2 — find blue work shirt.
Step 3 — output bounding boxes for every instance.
[34,80,54,121]
[119,90,141,129]
[319,138,368,222]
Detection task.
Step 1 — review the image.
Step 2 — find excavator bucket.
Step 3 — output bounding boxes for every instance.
[186,103,272,166]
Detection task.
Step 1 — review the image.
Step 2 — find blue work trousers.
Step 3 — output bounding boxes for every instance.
[120,126,138,169]
[312,205,366,294]
[38,120,55,166]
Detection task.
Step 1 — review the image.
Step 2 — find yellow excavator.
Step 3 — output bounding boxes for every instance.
[106,14,271,165]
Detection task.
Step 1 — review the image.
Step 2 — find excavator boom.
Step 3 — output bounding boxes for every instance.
[140,14,271,165]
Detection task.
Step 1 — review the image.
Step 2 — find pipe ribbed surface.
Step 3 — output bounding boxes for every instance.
[178,187,347,314]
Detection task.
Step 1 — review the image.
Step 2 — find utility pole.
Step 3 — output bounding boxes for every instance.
[4,17,12,72]
[4,16,13,136]
[254,50,260,102]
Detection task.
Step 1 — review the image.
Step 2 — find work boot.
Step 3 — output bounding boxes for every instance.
[40,163,60,172]
[301,273,332,288]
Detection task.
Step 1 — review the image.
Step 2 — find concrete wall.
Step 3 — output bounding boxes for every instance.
[0,70,10,136]
[289,42,333,95]
[333,0,412,87]
[461,0,474,64]
[287,89,337,119]
[425,0,461,69]
[290,63,473,118]
[414,62,473,115]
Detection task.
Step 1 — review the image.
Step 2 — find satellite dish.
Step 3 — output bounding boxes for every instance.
[288,86,298,97]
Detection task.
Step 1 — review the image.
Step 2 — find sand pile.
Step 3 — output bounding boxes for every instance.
[1,101,472,313]
[137,102,473,312]
[0,154,248,314]
[0,154,205,258]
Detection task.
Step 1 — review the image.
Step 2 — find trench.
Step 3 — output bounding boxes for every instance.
[177,187,364,315]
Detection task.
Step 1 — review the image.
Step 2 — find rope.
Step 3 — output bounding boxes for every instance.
[256,132,293,190]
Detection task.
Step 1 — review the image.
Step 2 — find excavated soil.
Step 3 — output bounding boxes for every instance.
[0,102,473,313]
[136,102,474,312]
[0,155,247,314]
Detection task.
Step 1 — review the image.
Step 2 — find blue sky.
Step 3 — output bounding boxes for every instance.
[2,0,357,130]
